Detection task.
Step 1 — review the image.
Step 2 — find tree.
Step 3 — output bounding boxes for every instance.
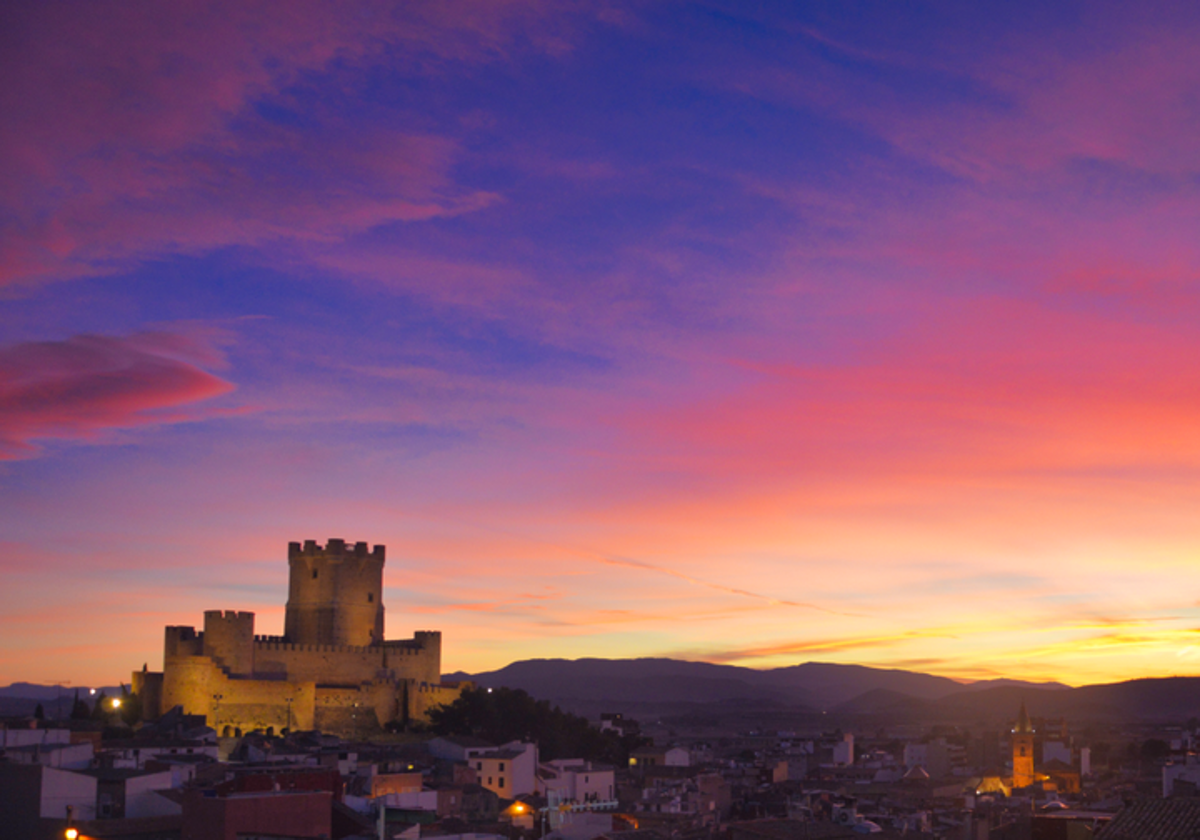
[428,687,648,763]
[91,691,109,721]
[119,690,143,727]
[71,690,90,720]
[1141,738,1170,762]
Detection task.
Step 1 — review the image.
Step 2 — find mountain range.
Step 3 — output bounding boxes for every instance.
[445,658,1200,723]
[0,683,123,718]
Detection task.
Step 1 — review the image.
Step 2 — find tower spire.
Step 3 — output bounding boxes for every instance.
[1016,700,1033,734]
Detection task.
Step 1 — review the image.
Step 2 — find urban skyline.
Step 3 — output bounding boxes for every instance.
[4,1,1200,688]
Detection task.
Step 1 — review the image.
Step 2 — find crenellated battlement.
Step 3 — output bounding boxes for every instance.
[166,625,199,641]
[255,640,375,655]
[288,538,385,561]
[253,637,430,655]
[204,610,254,622]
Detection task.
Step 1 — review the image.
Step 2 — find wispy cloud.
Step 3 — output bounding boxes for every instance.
[0,329,242,459]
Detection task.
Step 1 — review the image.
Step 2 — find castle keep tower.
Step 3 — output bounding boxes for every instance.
[285,538,385,647]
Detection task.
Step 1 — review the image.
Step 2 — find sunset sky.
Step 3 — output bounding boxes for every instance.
[4,1,1200,689]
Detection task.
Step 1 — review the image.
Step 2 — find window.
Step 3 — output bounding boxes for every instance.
[499,762,505,771]
[488,776,493,785]
[312,569,318,579]
[368,593,374,602]
[499,777,505,788]
[477,762,483,771]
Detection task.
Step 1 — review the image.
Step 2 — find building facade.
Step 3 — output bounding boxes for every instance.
[134,539,465,738]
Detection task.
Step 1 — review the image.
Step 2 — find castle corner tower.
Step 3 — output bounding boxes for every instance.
[284,538,385,646]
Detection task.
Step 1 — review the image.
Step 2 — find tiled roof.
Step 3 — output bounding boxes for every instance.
[1097,798,1200,840]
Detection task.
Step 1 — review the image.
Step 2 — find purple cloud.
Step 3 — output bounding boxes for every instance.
[0,330,237,458]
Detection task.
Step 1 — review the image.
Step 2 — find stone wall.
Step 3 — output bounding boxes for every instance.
[411,680,468,722]
[161,655,317,734]
[253,640,385,683]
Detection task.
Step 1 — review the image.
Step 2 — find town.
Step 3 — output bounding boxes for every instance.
[3,679,1198,839]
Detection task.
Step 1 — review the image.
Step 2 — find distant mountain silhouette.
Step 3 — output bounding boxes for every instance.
[0,683,124,717]
[443,658,1077,719]
[0,682,121,700]
[446,658,812,707]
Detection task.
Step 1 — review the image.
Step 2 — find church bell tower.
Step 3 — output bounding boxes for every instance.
[1012,701,1035,789]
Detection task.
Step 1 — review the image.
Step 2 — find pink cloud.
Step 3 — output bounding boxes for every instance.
[0,330,237,459]
[0,0,597,288]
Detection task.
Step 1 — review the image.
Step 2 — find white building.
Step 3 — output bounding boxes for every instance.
[832,734,854,766]
[539,759,616,802]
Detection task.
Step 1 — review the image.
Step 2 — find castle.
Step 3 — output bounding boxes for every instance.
[133,539,465,738]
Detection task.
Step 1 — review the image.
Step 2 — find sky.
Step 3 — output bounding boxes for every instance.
[4,0,1200,689]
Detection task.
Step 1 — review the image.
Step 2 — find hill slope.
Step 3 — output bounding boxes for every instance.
[444,658,1070,718]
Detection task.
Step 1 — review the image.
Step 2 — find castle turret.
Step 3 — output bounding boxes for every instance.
[203,610,256,676]
[284,538,385,647]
